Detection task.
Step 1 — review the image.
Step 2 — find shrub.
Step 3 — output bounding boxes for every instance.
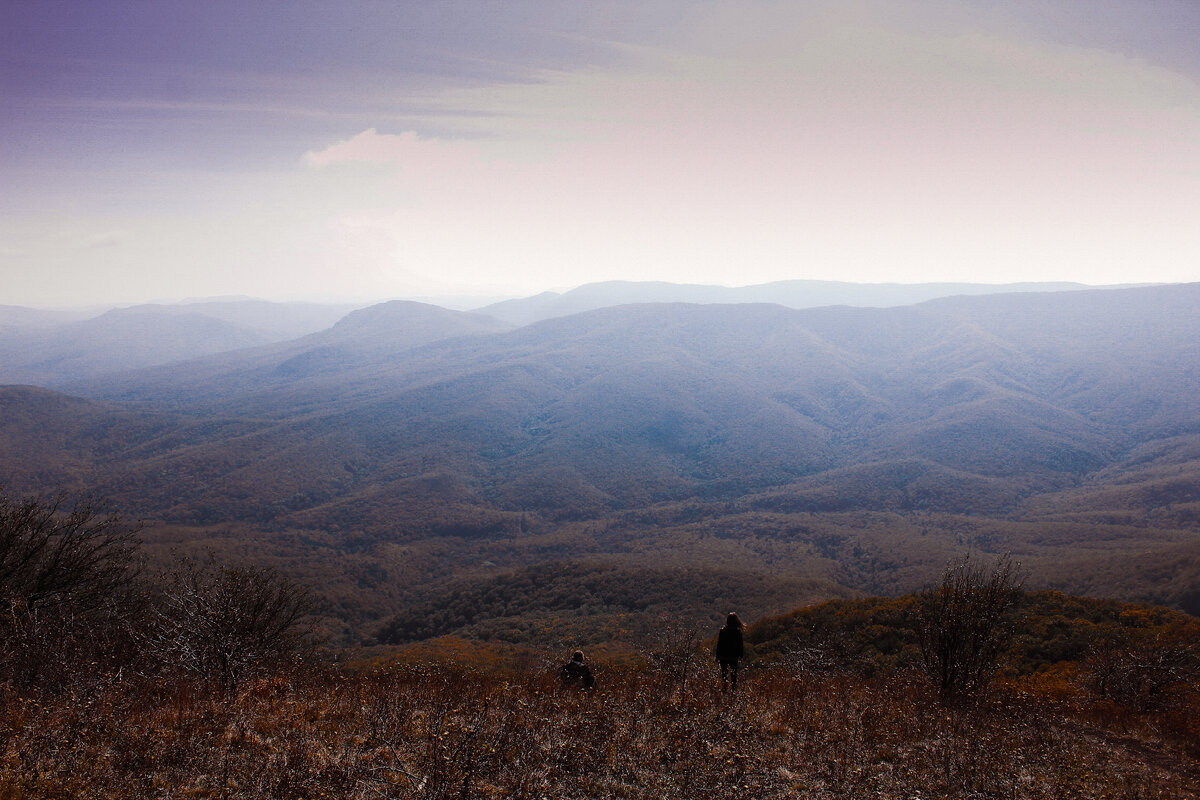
[913,553,1024,700]
[147,559,315,693]
[1084,622,1200,710]
[0,491,143,687]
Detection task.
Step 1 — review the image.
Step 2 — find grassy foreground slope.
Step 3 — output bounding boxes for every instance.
[6,665,1197,799]
[4,503,1197,800]
[6,590,1200,799]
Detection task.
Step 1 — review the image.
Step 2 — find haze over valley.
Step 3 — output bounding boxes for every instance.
[3,280,1197,645]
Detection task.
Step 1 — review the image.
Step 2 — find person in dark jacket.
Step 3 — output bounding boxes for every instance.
[560,650,596,690]
[714,612,745,692]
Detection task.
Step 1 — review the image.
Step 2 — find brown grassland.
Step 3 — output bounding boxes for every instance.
[4,619,1200,799]
[3,492,1200,798]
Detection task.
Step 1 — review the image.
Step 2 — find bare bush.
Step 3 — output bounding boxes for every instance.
[788,629,856,677]
[646,618,705,702]
[0,491,143,686]
[148,559,314,693]
[1085,624,1200,710]
[914,553,1024,700]
[0,491,141,616]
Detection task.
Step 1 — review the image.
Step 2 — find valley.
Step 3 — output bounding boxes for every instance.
[1,282,1198,648]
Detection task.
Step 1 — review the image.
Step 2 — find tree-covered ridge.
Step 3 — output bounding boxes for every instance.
[14,285,1200,528]
[372,559,838,647]
[3,285,1200,641]
[749,589,1200,698]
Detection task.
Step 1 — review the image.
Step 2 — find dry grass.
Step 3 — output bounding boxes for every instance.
[3,655,1198,800]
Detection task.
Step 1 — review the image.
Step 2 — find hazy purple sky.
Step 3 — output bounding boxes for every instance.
[3,0,1200,307]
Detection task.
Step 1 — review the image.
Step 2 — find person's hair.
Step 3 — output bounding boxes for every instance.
[725,612,743,630]
[572,650,585,662]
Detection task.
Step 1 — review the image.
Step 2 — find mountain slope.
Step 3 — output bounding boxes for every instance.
[4,284,1199,635]
[71,300,514,410]
[0,386,180,491]
[35,284,1196,529]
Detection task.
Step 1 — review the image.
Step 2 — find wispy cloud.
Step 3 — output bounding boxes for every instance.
[3,0,1200,305]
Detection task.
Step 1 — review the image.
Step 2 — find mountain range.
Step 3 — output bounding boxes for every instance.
[0,298,361,385]
[474,278,1133,326]
[1,281,1197,644]
[0,279,1140,386]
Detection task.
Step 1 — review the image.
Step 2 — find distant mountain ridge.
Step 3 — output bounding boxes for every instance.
[0,305,97,332]
[8,283,1196,523]
[0,298,362,386]
[69,300,514,409]
[2,281,1147,386]
[475,278,1140,326]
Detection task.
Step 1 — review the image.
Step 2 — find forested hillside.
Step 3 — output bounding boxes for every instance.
[1,284,1198,642]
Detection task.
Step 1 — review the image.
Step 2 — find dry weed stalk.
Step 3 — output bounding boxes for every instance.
[4,656,1198,799]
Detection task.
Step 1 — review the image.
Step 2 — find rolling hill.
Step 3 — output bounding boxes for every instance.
[2,283,1198,643]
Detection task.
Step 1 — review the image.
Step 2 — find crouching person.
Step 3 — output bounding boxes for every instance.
[560,650,596,690]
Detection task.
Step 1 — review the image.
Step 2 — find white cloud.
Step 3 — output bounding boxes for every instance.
[303,128,468,168]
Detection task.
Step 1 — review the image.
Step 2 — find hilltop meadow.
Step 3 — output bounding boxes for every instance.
[4,545,1200,798]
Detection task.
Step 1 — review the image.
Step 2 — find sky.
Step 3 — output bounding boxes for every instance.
[3,0,1200,308]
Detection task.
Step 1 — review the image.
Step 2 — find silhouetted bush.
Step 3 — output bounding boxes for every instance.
[0,491,144,688]
[914,553,1024,699]
[1084,620,1200,711]
[147,559,315,692]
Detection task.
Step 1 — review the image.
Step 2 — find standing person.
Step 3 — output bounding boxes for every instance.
[560,650,596,690]
[715,612,745,693]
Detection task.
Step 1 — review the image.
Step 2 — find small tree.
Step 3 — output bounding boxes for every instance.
[0,491,143,686]
[914,554,1023,700]
[0,491,141,615]
[149,559,314,693]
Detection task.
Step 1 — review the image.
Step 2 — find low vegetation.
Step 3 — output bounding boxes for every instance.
[3,492,1199,797]
[4,641,1199,798]
[0,491,313,694]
